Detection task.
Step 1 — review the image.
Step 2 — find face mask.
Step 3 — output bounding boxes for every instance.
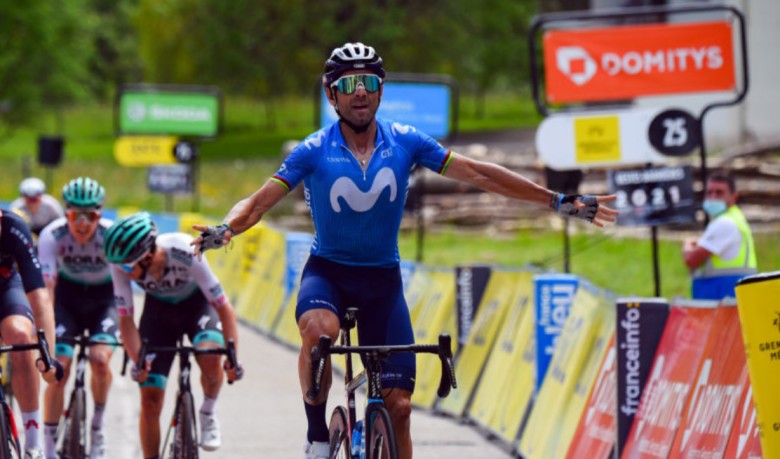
[702,199,728,217]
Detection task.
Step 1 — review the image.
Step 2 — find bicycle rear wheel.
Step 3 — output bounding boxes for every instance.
[328,406,351,459]
[365,405,398,459]
[60,388,87,459]
[170,391,198,459]
[0,403,21,458]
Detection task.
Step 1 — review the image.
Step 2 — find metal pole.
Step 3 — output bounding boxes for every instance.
[651,225,661,297]
[563,217,571,273]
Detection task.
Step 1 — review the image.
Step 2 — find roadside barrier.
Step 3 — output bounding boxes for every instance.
[100,208,771,458]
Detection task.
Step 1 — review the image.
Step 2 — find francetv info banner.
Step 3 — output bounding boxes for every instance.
[615,298,670,458]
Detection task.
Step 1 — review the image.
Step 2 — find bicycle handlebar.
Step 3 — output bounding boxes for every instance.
[307,333,458,400]
[133,339,239,384]
[0,329,60,380]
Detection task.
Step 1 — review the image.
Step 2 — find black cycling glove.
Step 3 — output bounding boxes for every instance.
[199,223,234,252]
[551,193,599,223]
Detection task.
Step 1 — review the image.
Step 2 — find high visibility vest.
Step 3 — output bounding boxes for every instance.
[692,205,757,300]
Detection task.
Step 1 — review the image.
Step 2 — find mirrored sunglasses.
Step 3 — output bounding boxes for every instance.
[331,74,382,95]
[66,209,101,223]
[118,250,150,273]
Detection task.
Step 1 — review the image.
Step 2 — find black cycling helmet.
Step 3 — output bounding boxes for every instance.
[323,42,385,87]
[103,212,158,264]
[62,176,105,208]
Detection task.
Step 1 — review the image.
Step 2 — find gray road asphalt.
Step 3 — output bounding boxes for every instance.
[27,320,514,459]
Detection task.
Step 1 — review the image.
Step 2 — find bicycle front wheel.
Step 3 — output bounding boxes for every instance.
[365,405,398,459]
[328,406,351,459]
[0,403,21,459]
[171,391,198,459]
[61,388,87,459]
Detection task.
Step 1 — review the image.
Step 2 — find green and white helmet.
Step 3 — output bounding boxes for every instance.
[103,212,159,264]
[62,177,106,208]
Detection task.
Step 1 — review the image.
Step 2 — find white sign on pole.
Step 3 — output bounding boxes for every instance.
[535,108,668,170]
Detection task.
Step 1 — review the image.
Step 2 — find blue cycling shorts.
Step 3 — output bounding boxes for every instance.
[295,255,416,392]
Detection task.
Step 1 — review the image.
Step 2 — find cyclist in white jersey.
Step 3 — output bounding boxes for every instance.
[11,177,64,238]
[103,212,243,459]
[37,177,117,459]
[194,42,618,459]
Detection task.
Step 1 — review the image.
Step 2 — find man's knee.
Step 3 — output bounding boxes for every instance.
[0,317,33,345]
[140,390,164,417]
[385,393,412,424]
[298,310,339,343]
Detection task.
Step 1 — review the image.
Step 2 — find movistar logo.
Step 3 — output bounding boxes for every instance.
[329,167,397,212]
[303,130,326,150]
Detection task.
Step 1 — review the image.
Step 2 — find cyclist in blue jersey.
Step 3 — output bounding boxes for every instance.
[193,42,618,459]
[0,209,61,459]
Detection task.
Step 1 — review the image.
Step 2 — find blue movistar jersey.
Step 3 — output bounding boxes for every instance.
[272,118,452,267]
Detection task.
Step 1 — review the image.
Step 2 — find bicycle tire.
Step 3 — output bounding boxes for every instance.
[0,403,21,459]
[365,405,399,459]
[171,391,198,459]
[328,406,351,459]
[61,388,87,459]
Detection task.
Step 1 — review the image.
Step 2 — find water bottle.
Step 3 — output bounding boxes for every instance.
[351,419,364,459]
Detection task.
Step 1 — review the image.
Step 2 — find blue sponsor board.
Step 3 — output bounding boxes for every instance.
[615,298,670,458]
[399,260,416,294]
[455,265,492,352]
[320,80,453,140]
[285,232,314,297]
[532,273,579,393]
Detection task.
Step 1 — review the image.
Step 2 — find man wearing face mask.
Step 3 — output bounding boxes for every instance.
[683,172,757,300]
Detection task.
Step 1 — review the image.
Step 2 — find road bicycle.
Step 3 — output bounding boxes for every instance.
[309,309,457,459]
[56,333,118,459]
[0,330,55,459]
[135,339,238,459]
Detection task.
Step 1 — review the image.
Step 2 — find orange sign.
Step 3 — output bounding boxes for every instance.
[668,304,748,458]
[544,21,736,103]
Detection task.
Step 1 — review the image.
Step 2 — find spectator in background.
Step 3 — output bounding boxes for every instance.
[11,178,64,237]
[683,172,757,300]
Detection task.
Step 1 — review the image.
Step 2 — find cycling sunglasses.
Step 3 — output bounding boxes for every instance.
[330,74,382,95]
[66,208,102,223]
[119,250,150,273]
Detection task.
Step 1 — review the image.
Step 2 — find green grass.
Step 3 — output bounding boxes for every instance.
[398,227,780,299]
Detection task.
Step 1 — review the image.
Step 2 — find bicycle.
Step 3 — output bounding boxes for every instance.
[308,309,457,459]
[134,339,238,459]
[0,330,55,459]
[56,333,118,459]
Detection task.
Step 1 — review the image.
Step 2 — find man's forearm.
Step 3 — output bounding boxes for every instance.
[27,288,55,355]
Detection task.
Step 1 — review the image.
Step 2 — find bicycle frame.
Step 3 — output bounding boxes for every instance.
[136,339,237,459]
[309,309,457,459]
[0,330,55,459]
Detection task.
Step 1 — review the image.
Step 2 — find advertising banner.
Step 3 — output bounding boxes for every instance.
[438,270,516,417]
[118,89,220,137]
[615,298,670,458]
[723,383,763,459]
[735,271,780,458]
[411,269,456,409]
[608,165,697,226]
[621,300,718,459]
[533,274,579,392]
[455,265,492,350]
[519,285,612,459]
[669,301,748,458]
[543,21,736,103]
[467,272,532,431]
[283,232,314,299]
[565,335,617,459]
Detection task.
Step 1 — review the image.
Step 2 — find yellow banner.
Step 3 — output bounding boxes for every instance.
[271,289,301,348]
[518,285,614,459]
[735,271,780,458]
[235,225,286,331]
[438,269,516,417]
[411,268,456,409]
[467,272,534,437]
[114,135,178,167]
